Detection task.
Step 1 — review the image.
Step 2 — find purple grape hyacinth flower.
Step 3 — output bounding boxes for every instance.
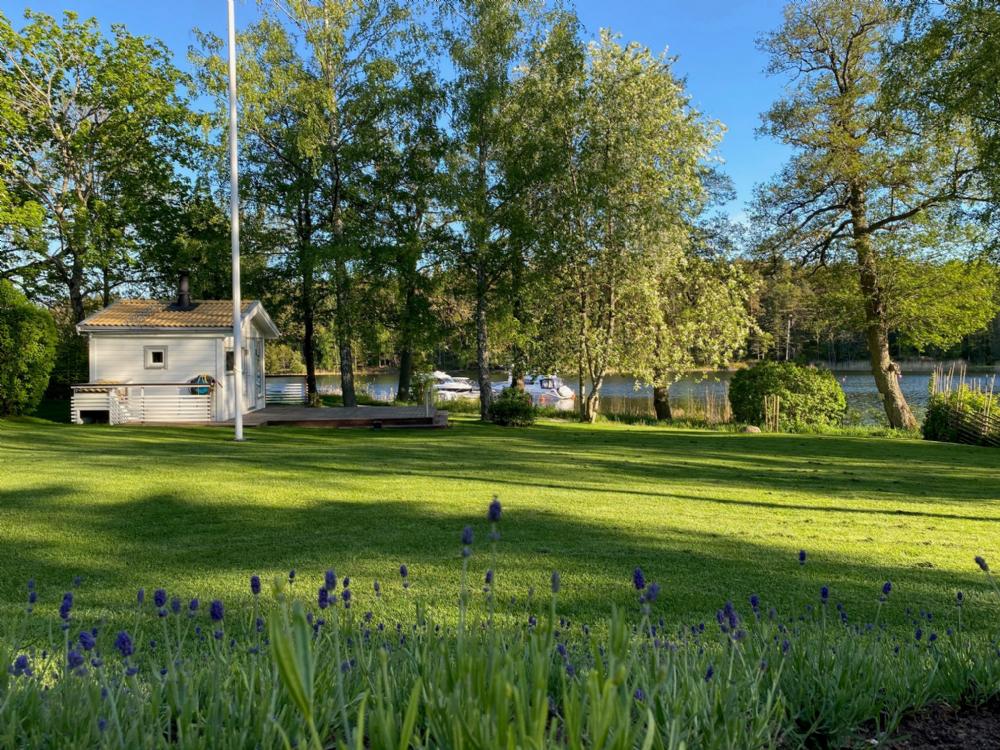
[137,588,145,606]
[644,582,661,603]
[485,569,494,586]
[318,587,329,610]
[189,598,199,613]
[250,575,261,596]
[325,570,337,591]
[882,581,892,597]
[210,600,224,622]
[798,550,807,565]
[462,526,474,546]
[632,567,646,591]
[67,650,84,669]
[79,631,96,651]
[975,556,989,572]
[705,665,714,681]
[11,654,31,677]
[342,588,352,607]
[153,589,167,608]
[488,496,502,523]
[820,586,829,604]
[551,570,561,594]
[115,631,134,658]
[59,592,73,622]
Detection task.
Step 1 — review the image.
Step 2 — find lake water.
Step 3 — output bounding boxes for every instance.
[269,368,998,425]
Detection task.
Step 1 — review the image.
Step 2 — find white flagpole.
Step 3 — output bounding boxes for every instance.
[226,0,245,441]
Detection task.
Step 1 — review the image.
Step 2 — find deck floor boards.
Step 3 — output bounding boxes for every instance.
[222,405,449,429]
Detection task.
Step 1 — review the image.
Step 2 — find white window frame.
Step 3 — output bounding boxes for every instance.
[144,346,168,370]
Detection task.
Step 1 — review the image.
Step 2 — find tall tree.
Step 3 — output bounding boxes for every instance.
[194,1,411,404]
[754,0,989,429]
[0,10,195,320]
[447,0,538,419]
[529,30,722,421]
[367,68,452,401]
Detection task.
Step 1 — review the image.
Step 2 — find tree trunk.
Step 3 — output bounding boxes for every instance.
[334,257,357,408]
[849,186,917,430]
[299,211,319,401]
[509,248,527,391]
[397,347,413,402]
[396,267,418,402]
[302,303,318,400]
[653,384,672,420]
[583,376,602,423]
[475,260,492,420]
[68,260,86,323]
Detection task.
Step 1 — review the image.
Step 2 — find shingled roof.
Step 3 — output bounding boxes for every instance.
[77,299,279,337]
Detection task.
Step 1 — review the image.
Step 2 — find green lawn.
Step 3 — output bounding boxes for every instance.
[1,415,998,632]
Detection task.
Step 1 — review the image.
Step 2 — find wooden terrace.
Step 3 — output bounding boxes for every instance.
[226,405,449,429]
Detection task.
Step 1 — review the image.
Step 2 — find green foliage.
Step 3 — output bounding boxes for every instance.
[0,280,57,416]
[729,362,847,430]
[893,0,1000,202]
[0,9,197,320]
[487,386,536,426]
[266,343,306,375]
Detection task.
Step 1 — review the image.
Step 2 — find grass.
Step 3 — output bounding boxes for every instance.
[0,413,999,634]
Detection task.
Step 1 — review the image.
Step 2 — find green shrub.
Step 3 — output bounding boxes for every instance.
[0,280,57,416]
[923,387,997,445]
[729,361,847,430]
[488,387,536,426]
[266,342,306,374]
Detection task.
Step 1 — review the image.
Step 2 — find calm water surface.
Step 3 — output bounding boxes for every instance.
[270,369,998,425]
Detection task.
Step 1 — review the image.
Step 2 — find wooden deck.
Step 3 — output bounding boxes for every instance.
[227,405,449,429]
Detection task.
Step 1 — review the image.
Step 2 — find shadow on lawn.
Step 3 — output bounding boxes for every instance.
[0,479,996,634]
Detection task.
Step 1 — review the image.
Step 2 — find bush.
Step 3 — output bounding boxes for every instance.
[729,361,847,430]
[0,280,57,416]
[488,387,535,426]
[266,342,306,374]
[923,387,998,445]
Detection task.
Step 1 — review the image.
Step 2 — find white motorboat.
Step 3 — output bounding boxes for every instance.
[429,370,480,401]
[492,374,576,411]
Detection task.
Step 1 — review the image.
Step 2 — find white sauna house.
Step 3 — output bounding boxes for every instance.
[71,275,279,425]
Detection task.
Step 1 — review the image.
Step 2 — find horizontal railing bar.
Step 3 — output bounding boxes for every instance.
[72,383,217,389]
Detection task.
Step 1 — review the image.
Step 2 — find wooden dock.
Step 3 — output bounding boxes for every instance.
[228,405,449,429]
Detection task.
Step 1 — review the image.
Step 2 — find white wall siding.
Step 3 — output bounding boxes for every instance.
[83,316,270,423]
[90,335,220,384]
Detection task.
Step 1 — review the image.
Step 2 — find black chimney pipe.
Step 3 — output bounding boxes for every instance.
[177,271,192,309]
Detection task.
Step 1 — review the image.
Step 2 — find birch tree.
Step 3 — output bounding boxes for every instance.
[530,31,722,421]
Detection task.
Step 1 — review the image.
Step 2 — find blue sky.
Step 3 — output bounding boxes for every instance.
[6,0,792,215]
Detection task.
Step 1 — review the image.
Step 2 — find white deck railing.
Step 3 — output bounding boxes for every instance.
[265,376,308,404]
[71,383,213,424]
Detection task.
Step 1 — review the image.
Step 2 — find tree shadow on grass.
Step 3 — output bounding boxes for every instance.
[1,483,996,636]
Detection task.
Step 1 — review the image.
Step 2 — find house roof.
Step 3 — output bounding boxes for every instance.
[77,299,280,338]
